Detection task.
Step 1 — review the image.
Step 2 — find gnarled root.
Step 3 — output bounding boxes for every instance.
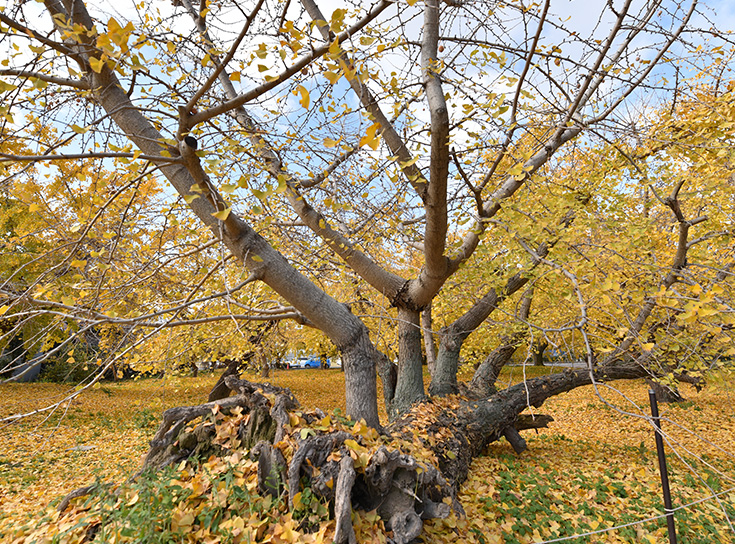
[142,377,298,471]
[251,441,287,497]
[334,455,358,544]
[136,377,461,542]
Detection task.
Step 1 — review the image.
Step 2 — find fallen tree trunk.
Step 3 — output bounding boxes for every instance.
[52,363,649,544]
[130,363,647,542]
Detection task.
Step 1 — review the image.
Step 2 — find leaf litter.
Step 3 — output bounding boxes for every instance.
[0,368,733,543]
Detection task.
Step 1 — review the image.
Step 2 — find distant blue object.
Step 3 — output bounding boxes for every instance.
[303,357,321,368]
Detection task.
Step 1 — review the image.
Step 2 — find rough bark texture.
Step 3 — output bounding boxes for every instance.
[391,307,426,419]
[422,304,437,376]
[467,341,520,397]
[467,290,535,398]
[333,455,358,544]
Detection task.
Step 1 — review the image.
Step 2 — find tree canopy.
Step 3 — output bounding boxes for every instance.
[1,0,734,433]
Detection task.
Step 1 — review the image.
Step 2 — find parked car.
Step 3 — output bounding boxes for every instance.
[287,355,329,368]
[302,356,321,368]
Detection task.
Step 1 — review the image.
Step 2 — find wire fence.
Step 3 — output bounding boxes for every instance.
[531,485,735,544]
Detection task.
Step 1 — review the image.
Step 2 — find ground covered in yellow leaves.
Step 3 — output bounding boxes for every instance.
[1,366,734,543]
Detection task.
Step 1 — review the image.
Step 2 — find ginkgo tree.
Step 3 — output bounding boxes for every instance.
[0,124,303,382]
[1,0,735,541]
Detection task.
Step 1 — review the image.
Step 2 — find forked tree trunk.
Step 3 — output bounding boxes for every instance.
[208,358,243,402]
[468,339,522,397]
[533,340,548,366]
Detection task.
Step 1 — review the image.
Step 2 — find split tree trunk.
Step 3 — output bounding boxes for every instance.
[533,340,548,366]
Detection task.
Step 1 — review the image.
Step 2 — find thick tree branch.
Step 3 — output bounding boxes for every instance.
[421,0,451,282]
[0,69,89,89]
[39,0,381,428]
[299,0,429,201]
[178,0,406,304]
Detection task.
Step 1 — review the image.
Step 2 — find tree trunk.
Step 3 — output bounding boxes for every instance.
[533,340,548,366]
[646,378,686,403]
[391,307,426,419]
[422,304,437,375]
[341,327,382,428]
[38,0,383,429]
[430,338,462,397]
[1,328,26,379]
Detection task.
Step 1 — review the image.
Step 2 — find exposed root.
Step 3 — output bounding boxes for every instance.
[251,440,287,497]
[333,455,358,544]
[287,431,352,508]
[57,484,98,513]
[109,376,567,541]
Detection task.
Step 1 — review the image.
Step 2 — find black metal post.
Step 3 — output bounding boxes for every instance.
[649,389,678,544]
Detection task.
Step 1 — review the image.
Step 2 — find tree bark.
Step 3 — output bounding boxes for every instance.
[391,307,426,419]
[422,304,437,376]
[208,358,242,402]
[0,327,25,379]
[533,340,548,366]
[646,378,686,403]
[467,340,522,398]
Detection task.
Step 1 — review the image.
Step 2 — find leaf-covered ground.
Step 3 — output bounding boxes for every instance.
[1,367,733,543]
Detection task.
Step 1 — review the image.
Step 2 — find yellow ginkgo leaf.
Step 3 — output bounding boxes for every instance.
[294,85,310,109]
[212,207,232,221]
[89,56,105,73]
[359,122,382,150]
